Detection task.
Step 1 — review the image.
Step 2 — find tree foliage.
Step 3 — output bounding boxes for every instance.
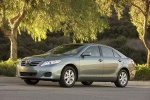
[97,6,138,39]
[0,0,110,60]
[22,0,109,42]
[1,0,109,42]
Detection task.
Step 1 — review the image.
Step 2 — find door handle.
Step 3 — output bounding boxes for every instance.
[99,59,103,62]
[118,59,121,62]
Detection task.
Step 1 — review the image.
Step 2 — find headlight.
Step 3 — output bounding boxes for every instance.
[41,60,61,66]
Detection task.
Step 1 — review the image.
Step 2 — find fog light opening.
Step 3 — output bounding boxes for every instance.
[44,72,52,77]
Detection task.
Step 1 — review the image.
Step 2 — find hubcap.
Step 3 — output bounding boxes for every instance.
[119,72,128,86]
[64,69,75,85]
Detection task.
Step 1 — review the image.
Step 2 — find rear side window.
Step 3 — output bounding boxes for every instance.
[101,46,114,57]
[113,51,120,58]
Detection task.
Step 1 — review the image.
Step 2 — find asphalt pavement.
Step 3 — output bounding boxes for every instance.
[0,77,150,100]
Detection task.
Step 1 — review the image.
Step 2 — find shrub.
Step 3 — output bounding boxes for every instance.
[135,64,150,80]
[109,35,127,48]
[0,59,17,77]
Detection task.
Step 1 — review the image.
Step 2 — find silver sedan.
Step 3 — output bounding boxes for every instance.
[16,43,136,87]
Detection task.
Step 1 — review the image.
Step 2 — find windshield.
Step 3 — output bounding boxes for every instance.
[46,44,84,55]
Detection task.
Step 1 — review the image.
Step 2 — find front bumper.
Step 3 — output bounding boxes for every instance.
[16,64,63,80]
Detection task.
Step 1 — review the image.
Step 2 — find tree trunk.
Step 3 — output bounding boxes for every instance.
[141,1,150,68]
[9,2,26,61]
[10,29,17,61]
[147,49,150,67]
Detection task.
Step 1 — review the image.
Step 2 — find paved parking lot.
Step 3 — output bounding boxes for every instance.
[0,77,150,100]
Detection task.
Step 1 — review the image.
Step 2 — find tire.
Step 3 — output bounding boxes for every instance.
[114,69,129,87]
[24,79,39,85]
[59,66,76,87]
[81,81,93,86]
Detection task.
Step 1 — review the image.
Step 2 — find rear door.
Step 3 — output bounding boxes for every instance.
[100,46,123,81]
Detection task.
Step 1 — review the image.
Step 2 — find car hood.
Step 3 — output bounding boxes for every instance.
[22,53,71,61]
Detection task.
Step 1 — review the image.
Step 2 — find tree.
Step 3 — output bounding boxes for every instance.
[96,0,150,68]
[129,0,150,68]
[0,0,109,61]
[0,0,26,60]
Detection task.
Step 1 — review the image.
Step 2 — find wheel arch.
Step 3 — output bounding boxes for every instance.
[61,64,79,81]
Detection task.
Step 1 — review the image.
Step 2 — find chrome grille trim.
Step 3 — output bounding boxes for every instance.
[21,60,41,66]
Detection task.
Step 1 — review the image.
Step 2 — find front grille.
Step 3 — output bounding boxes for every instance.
[20,72,37,76]
[21,60,41,66]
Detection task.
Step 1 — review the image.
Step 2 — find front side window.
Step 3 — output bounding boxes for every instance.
[83,46,100,56]
[101,46,114,57]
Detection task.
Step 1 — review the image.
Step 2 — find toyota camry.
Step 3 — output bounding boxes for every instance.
[16,43,135,87]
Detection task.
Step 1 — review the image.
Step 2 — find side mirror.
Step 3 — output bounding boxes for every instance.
[81,52,91,57]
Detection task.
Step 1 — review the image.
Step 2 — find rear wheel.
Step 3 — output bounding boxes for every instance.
[81,81,93,86]
[24,79,39,85]
[59,66,76,87]
[114,69,129,87]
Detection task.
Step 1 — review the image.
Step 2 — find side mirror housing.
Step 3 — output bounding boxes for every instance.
[81,52,91,57]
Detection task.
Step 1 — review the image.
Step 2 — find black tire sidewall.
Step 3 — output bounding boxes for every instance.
[24,79,39,85]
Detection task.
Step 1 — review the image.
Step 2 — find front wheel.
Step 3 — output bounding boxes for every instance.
[59,66,76,87]
[24,79,39,85]
[114,69,129,87]
[81,81,93,86]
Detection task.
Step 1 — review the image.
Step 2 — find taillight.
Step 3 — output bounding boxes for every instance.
[131,60,135,66]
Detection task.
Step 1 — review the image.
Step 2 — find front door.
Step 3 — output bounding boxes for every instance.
[79,46,103,81]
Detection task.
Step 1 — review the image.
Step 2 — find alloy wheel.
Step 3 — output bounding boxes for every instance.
[59,66,76,87]
[114,69,129,87]
[119,71,128,86]
[64,69,75,85]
